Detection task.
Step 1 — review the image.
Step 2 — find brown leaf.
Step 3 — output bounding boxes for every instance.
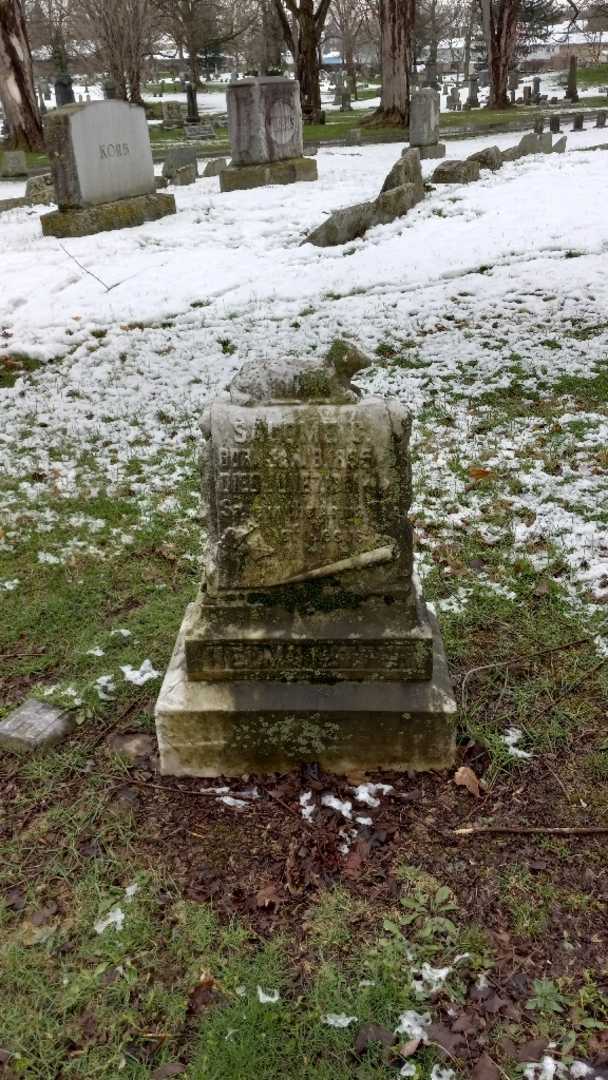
[30,903,58,927]
[354,1023,395,1056]
[0,1049,11,1065]
[256,883,281,909]
[468,466,494,480]
[480,992,507,1015]
[514,1038,549,1063]
[4,888,25,912]
[399,1038,420,1058]
[471,1053,500,1080]
[454,765,480,798]
[427,1023,464,1055]
[152,1065,187,1079]
[451,1011,483,1035]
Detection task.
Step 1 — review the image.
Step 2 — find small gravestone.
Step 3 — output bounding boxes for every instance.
[534,116,545,134]
[162,146,198,180]
[523,85,532,105]
[103,78,117,100]
[162,100,184,129]
[184,120,215,140]
[155,355,456,776]
[550,114,561,133]
[55,72,75,106]
[203,156,228,177]
[478,69,489,88]
[41,101,176,237]
[596,110,607,128]
[173,163,196,185]
[533,76,541,102]
[572,113,584,131]
[333,72,343,106]
[340,90,353,112]
[220,76,317,192]
[186,81,199,123]
[26,173,55,205]
[0,699,75,753]
[0,150,28,177]
[467,75,479,108]
[409,88,445,159]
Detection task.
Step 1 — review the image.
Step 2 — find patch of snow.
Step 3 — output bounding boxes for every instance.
[322,1013,357,1028]
[120,658,159,685]
[86,646,105,656]
[356,815,373,826]
[95,674,116,700]
[300,791,315,820]
[501,726,532,759]
[352,782,393,807]
[94,906,125,934]
[412,962,453,995]
[219,796,250,809]
[430,1068,456,1080]
[111,629,131,638]
[0,578,19,590]
[257,986,280,1004]
[394,1010,431,1040]
[321,794,353,818]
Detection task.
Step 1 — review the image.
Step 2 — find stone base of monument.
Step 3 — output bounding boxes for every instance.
[155,600,456,778]
[417,143,446,159]
[40,192,176,238]
[219,156,318,193]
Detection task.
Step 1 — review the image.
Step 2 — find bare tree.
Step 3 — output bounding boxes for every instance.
[480,0,521,107]
[326,0,368,94]
[364,0,415,125]
[273,0,334,121]
[0,0,44,149]
[79,0,156,102]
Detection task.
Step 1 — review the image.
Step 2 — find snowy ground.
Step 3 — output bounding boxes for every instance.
[1,130,607,645]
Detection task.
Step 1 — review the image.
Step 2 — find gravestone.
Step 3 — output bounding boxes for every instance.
[333,72,344,106]
[508,71,519,92]
[340,90,353,112]
[25,173,55,205]
[162,100,184,129]
[162,146,198,179]
[155,355,456,776]
[550,114,561,133]
[0,699,75,753]
[203,156,228,177]
[572,113,584,130]
[408,88,445,159]
[220,76,317,192]
[467,75,479,108]
[55,72,75,106]
[478,69,489,88]
[523,85,532,105]
[534,116,545,134]
[103,78,117,100]
[567,55,579,102]
[41,101,175,237]
[186,81,199,123]
[596,110,606,127]
[184,120,215,140]
[532,76,541,102]
[0,150,28,177]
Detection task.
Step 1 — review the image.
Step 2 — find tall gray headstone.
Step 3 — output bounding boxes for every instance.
[409,88,445,159]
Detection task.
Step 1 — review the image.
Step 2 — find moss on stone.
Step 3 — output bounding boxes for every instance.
[40,192,176,238]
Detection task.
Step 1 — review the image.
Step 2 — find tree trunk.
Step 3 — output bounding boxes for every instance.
[463,0,475,79]
[296,0,322,122]
[364,0,414,126]
[0,0,44,150]
[262,0,284,72]
[480,0,520,109]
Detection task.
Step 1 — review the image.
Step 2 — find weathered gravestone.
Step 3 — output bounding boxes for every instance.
[41,101,176,237]
[220,76,318,192]
[162,146,198,180]
[596,110,607,128]
[567,55,579,102]
[155,352,456,776]
[0,150,28,177]
[532,76,541,102]
[162,100,185,129]
[408,88,445,159]
[340,90,353,112]
[572,113,584,131]
[523,85,532,105]
[550,114,561,133]
[467,75,479,108]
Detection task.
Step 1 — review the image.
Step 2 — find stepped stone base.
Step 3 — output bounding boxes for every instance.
[417,143,446,159]
[41,192,176,237]
[155,602,456,777]
[220,156,318,193]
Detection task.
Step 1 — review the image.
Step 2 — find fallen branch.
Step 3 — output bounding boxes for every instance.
[455,825,608,836]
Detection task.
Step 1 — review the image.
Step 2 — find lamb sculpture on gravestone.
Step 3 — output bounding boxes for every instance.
[155,348,456,776]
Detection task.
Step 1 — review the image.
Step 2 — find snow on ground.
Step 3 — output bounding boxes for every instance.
[1,131,607,630]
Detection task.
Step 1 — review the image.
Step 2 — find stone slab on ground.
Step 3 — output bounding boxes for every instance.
[0,196,29,214]
[156,603,456,777]
[431,159,480,183]
[220,156,317,192]
[173,163,197,186]
[203,157,228,177]
[467,145,502,171]
[25,173,55,205]
[552,136,567,153]
[40,192,176,237]
[0,699,75,753]
[381,148,422,193]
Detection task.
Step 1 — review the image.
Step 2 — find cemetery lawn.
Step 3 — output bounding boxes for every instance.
[1,138,608,1078]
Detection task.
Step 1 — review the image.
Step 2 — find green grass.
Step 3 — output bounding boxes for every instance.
[573,63,608,88]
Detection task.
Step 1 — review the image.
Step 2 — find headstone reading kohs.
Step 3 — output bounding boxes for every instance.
[220,76,318,192]
[408,88,445,159]
[40,101,176,238]
[155,354,456,777]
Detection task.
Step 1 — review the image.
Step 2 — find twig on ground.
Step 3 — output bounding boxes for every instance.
[455,825,608,836]
[460,635,593,711]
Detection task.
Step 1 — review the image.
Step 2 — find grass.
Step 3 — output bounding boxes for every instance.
[573,63,608,88]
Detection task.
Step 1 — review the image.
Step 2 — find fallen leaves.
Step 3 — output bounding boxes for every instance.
[454,766,481,798]
[186,971,223,1017]
[354,1022,395,1056]
[471,1053,500,1080]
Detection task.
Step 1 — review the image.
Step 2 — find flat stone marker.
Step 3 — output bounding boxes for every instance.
[409,88,445,159]
[41,101,176,237]
[220,76,318,192]
[156,354,456,777]
[0,150,28,177]
[0,699,74,753]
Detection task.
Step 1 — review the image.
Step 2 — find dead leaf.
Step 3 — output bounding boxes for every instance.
[452,1011,483,1035]
[454,765,480,798]
[471,1053,500,1080]
[514,1038,549,1063]
[0,1049,11,1065]
[4,888,25,912]
[427,1023,464,1055]
[354,1023,395,1056]
[399,1038,420,1058]
[151,1065,187,1079]
[468,466,494,480]
[256,883,281,909]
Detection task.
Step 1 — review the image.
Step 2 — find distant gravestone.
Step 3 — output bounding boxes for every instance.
[567,55,579,102]
[550,114,561,133]
[162,146,198,180]
[186,81,199,123]
[25,173,55,205]
[155,357,457,777]
[478,69,489,88]
[41,101,176,237]
[162,100,184,128]
[409,88,445,159]
[467,75,479,107]
[0,150,28,177]
[203,156,228,177]
[532,76,541,102]
[55,72,75,106]
[534,116,545,134]
[340,90,353,112]
[0,699,75,754]
[220,76,317,192]
[596,110,606,127]
[572,113,584,130]
[103,79,117,100]
[523,85,532,104]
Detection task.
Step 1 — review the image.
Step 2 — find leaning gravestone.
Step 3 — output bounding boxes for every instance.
[0,150,28,177]
[408,88,445,159]
[41,101,176,238]
[155,352,456,776]
[220,76,318,192]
